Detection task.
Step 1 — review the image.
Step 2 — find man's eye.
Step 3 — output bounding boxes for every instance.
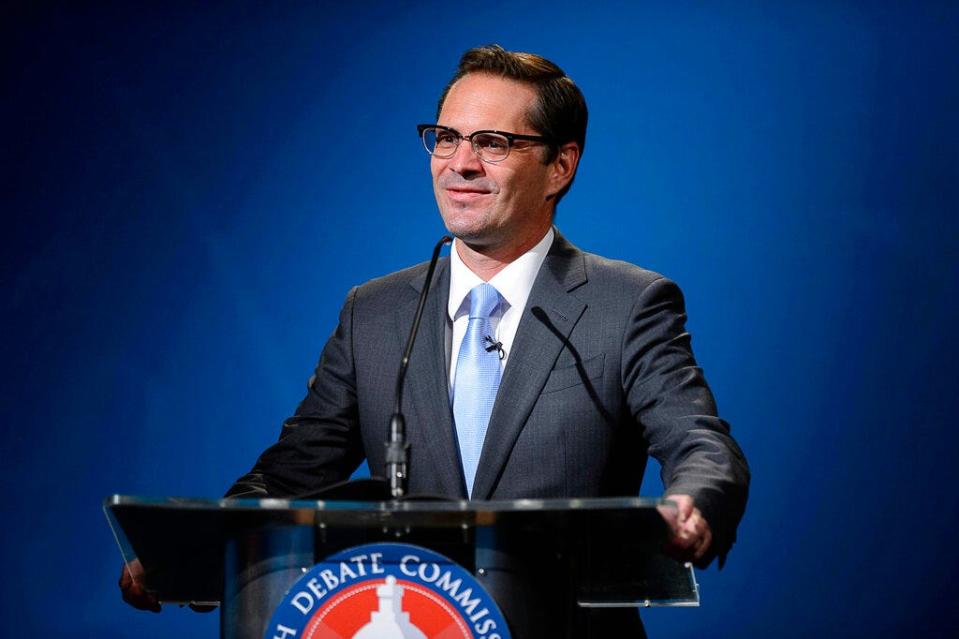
[435,132,458,146]
[476,135,507,150]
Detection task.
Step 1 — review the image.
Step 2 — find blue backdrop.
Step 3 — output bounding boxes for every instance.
[3,2,957,636]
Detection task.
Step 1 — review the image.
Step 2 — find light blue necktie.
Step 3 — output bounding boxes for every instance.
[453,283,502,498]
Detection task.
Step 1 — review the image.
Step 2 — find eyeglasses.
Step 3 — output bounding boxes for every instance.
[417,124,553,163]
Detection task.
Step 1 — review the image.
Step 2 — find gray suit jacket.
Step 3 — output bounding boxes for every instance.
[228,230,749,562]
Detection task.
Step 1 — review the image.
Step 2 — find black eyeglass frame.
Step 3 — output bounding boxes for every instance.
[416,124,554,163]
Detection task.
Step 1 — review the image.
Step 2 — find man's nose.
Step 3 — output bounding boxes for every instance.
[448,139,485,175]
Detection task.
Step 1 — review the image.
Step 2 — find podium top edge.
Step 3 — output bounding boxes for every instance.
[104,494,671,513]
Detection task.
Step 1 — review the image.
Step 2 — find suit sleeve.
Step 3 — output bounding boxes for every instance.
[622,277,750,566]
[225,287,366,498]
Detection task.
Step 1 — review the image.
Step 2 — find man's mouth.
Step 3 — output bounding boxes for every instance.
[445,187,491,202]
[438,174,496,203]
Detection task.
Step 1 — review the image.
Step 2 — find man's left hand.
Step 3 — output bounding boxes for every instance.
[658,493,712,567]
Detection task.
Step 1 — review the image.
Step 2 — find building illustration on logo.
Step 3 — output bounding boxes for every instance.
[352,575,427,639]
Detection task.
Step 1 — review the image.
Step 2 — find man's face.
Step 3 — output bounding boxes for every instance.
[431,73,558,252]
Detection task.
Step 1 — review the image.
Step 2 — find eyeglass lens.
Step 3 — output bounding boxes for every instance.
[423,128,511,162]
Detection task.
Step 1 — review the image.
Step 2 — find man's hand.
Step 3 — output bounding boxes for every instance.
[658,494,713,567]
[119,558,161,612]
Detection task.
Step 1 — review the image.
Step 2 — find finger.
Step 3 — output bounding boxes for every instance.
[677,513,703,546]
[121,583,161,612]
[666,521,707,558]
[656,503,680,532]
[663,531,697,559]
[122,586,161,612]
[189,603,218,613]
[693,527,713,561]
[119,564,161,613]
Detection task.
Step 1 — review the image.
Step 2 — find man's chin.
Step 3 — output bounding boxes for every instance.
[448,229,493,247]
[440,212,494,244]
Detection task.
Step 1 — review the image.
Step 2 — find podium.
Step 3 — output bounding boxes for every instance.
[105,494,698,638]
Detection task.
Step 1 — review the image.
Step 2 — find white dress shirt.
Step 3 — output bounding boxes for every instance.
[447,228,554,392]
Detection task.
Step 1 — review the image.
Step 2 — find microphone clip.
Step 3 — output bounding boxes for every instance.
[484,335,506,360]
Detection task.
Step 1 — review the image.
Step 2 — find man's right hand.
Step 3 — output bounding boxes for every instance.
[119,558,161,612]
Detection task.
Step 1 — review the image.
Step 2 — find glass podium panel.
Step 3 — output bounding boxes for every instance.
[105,494,698,609]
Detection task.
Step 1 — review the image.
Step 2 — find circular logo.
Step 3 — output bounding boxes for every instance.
[265,542,510,639]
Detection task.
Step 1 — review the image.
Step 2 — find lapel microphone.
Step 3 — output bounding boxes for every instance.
[483,335,506,360]
[385,235,453,499]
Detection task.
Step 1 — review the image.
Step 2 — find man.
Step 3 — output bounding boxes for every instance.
[122,45,749,635]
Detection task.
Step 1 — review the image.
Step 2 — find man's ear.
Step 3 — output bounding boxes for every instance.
[546,142,581,197]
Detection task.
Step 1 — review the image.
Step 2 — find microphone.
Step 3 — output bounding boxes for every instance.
[483,335,506,360]
[385,235,453,499]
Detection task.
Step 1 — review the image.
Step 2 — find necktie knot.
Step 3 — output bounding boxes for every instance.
[468,283,500,320]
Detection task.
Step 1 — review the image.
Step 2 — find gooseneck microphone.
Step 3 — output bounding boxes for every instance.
[385,235,453,499]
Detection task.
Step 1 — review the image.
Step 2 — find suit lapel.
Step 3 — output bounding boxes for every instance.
[471,232,588,499]
[400,260,464,497]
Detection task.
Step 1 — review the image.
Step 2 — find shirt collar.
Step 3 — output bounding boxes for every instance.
[448,227,555,321]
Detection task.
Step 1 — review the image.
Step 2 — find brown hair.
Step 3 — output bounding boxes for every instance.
[436,45,588,201]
